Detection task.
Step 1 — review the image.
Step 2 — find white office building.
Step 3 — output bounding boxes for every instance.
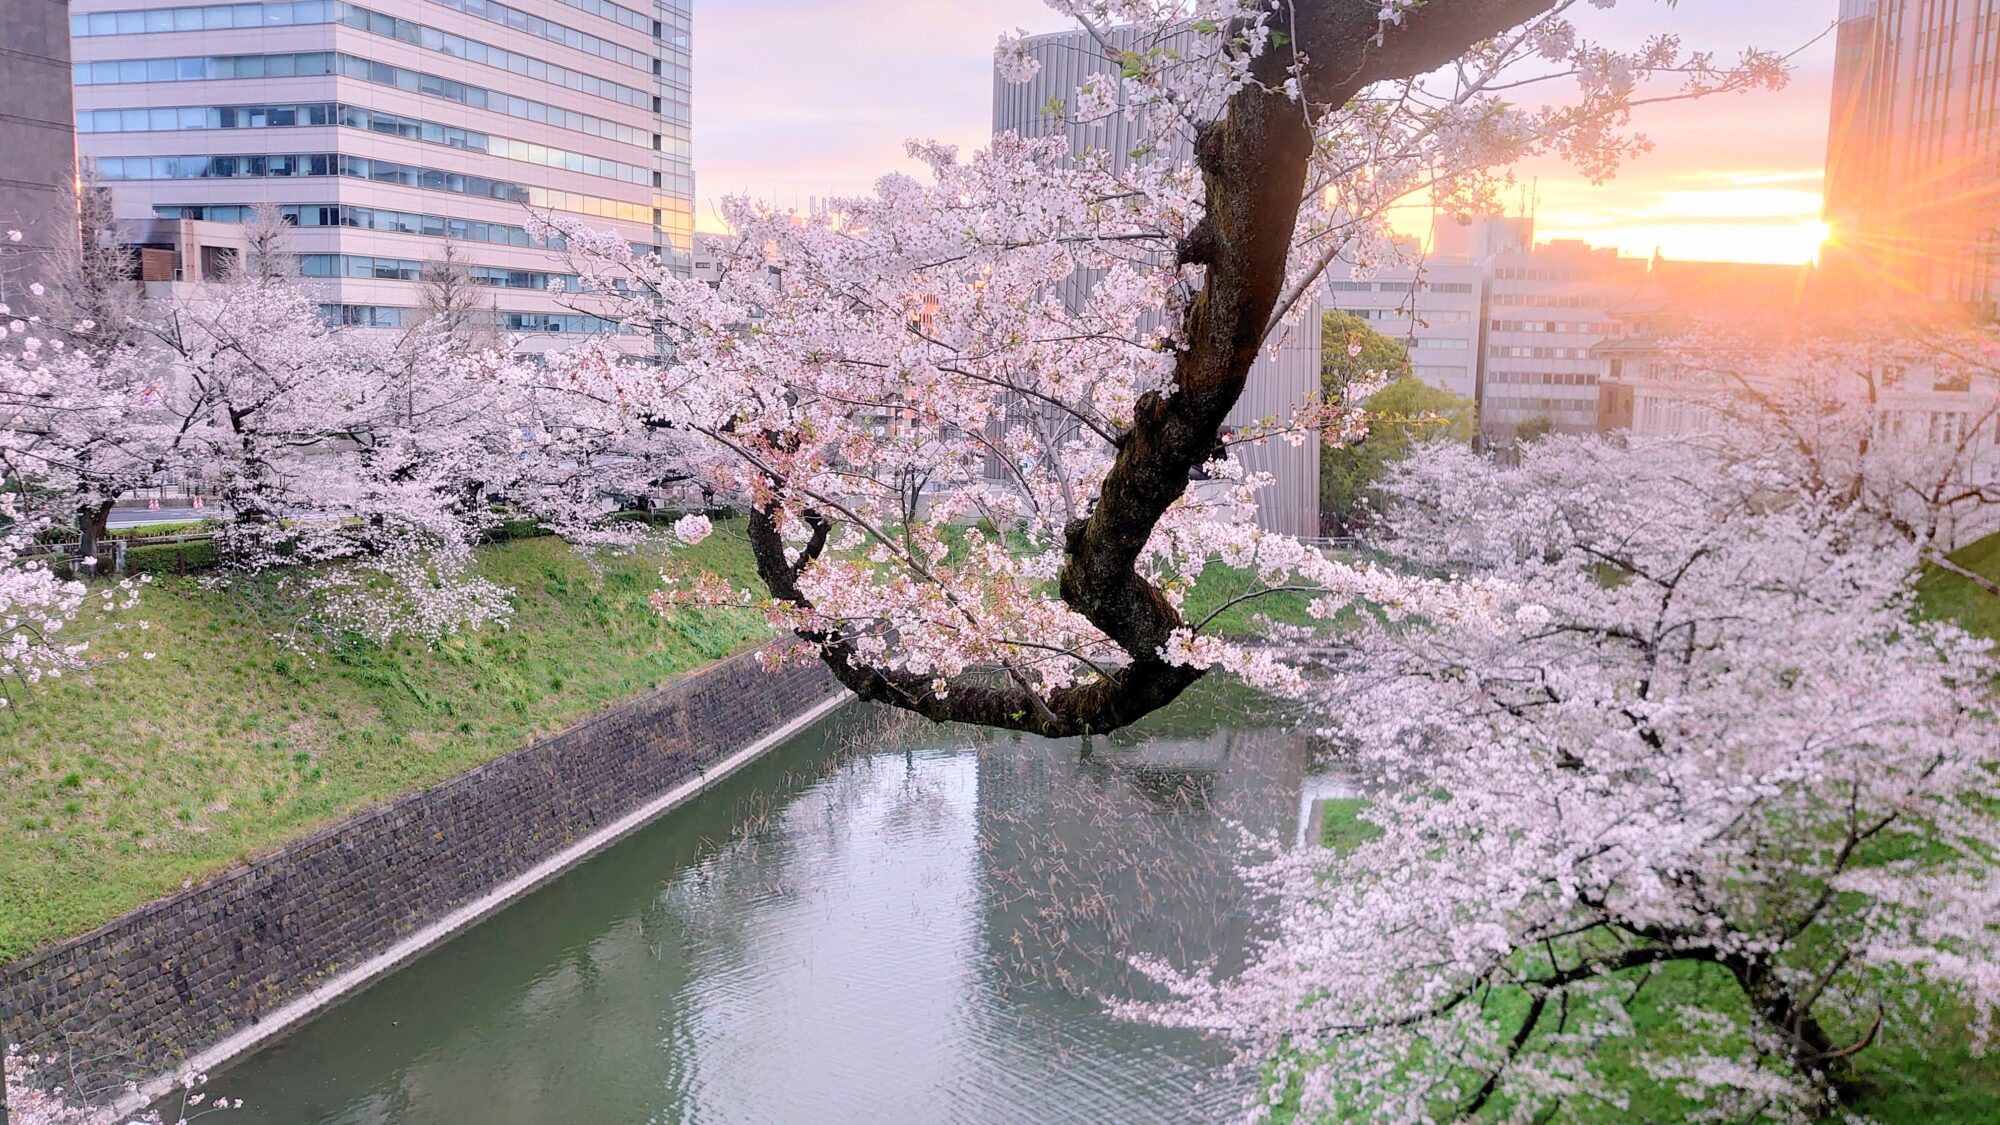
[1480,237,1647,437]
[1321,235,1486,402]
[69,0,694,349]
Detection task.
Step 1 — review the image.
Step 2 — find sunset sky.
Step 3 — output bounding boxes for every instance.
[691,1,1841,266]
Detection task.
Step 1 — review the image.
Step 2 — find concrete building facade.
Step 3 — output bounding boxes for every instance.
[993,26,1324,538]
[69,0,694,348]
[1823,0,2000,317]
[1479,237,1647,438]
[1321,233,1490,403]
[0,0,80,313]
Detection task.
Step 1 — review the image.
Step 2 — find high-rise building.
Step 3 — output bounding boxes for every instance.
[1822,0,2000,316]
[993,27,1324,537]
[0,0,79,313]
[68,0,693,348]
[1322,256,1483,401]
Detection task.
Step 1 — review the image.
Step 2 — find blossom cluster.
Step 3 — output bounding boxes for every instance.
[1128,428,2000,1121]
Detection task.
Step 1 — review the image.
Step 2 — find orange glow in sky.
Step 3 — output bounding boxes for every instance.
[1388,174,1836,266]
[694,2,1840,268]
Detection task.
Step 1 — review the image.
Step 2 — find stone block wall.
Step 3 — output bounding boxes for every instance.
[0,649,841,1095]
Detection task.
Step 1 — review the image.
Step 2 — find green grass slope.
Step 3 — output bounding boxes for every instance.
[0,527,767,961]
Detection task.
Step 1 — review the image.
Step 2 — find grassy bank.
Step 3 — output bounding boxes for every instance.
[1918,531,2000,639]
[0,526,767,961]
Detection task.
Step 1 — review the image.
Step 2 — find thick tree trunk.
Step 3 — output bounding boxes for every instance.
[77,498,113,574]
[1727,957,1872,1115]
[771,0,1561,736]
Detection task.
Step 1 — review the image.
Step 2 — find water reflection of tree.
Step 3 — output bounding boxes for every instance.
[969,693,1312,1004]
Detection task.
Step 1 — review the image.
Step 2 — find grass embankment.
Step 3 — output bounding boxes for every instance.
[0,526,767,961]
[1918,531,2000,640]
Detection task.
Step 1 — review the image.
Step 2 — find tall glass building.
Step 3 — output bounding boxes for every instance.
[1823,0,2000,317]
[69,0,694,346]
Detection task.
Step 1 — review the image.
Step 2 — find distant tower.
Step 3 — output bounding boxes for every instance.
[993,27,1324,538]
[1822,0,2000,318]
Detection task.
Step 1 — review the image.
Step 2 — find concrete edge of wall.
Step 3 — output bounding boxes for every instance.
[103,687,850,1121]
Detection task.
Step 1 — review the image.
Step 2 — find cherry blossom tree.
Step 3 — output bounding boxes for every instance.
[140,248,531,642]
[4,1045,237,1125]
[537,0,1790,735]
[1127,432,2000,1122]
[1658,319,2000,560]
[0,236,149,702]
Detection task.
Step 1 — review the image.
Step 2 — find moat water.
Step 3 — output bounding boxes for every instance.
[202,684,1314,1124]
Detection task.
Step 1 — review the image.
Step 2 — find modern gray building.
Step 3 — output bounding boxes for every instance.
[69,0,694,347]
[1479,235,1648,438]
[0,0,79,313]
[993,26,1324,538]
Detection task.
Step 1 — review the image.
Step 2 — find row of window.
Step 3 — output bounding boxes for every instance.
[1490,371,1598,387]
[162,200,688,262]
[1331,307,1473,324]
[554,0,663,37]
[323,303,630,334]
[73,0,660,78]
[74,1,659,101]
[300,253,583,291]
[1326,280,1475,294]
[78,102,655,187]
[1486,396,1595,415]
[1413,364,1467,380]
[97,153,656,226]
[328,2,653,108]
[1488,319,1614,334]
[1490,294,1603,308]
[421,0,654,72]
[1409,337,1470,351]
[76,52,687,158]
[1493,267,1601,282]
[160,202,553,249]
[1490,345,1595,360]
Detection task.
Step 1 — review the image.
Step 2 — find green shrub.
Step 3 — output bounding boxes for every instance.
[125,539,220,576]
[485,518,552,543]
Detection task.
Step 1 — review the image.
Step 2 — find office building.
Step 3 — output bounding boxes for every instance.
[1479,236,1647,438]
[69,0,694,349]
[1592,258,1814,433]
[1823,0,2000,316]
[1319,219,1513,403]
[994,26,1323,537]
[0,0,79,313]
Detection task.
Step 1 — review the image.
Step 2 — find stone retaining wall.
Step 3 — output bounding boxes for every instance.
[0,649,842,1096]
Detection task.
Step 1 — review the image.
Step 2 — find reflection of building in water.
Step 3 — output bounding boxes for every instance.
[970,698,1312,1003]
